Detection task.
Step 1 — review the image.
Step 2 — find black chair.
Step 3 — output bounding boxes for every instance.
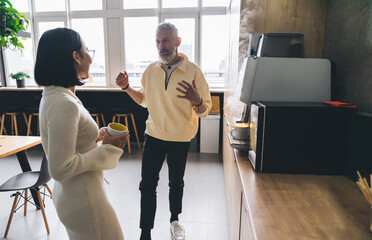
[0,155,52,238]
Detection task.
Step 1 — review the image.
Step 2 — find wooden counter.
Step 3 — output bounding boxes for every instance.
[223,115,372,240]
[0,86,225,93]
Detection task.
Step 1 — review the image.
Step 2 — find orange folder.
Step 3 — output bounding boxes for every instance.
[322,101,357,108]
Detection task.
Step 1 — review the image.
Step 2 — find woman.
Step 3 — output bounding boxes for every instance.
[35,28,126,240]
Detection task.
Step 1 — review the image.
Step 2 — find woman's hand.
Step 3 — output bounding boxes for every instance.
[116,70,129,89]
[100,128,129,149]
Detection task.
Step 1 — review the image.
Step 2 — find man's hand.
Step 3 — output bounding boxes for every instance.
[116,71,129,89]
[176,80,202,106]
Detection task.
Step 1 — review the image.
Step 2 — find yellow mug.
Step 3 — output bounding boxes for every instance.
[100,122,128,136]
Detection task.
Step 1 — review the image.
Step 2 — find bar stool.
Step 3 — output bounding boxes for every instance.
[26,112,40,136]
[112,112,140,154]
[0,114,7,134]
[77,91,107,129]
[89,112,106,128]
[0,111,28,136]
[22,94,42,136]
[85,107,106,129]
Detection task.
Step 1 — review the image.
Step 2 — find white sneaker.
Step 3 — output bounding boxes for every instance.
[170,221,185,240]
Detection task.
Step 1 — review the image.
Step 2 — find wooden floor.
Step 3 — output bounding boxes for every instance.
[0,145,229,240]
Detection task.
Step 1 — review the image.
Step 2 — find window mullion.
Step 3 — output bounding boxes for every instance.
[20,0,227,88]
[103,17,111,86]
[66,0,71,28]
[196,11,200,67]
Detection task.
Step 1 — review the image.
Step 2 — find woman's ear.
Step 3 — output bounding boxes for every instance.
[73,51,81,65]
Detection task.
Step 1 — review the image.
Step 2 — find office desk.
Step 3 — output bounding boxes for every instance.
[0,136,43,208]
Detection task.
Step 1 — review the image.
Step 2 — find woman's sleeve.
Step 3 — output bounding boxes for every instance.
[46,100,123,181]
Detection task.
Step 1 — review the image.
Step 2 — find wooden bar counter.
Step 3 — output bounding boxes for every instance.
[223,116,372,240]
[0,87,224,145]
[0,86,225,93]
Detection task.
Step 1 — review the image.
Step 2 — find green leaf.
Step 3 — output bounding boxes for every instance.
[9,71,30,80]
[0,0,29,51]
[4,0,13,8]
[9,36,18,46]
[17,41,24,49]
[7,19,16,27]
[7,7,18,14]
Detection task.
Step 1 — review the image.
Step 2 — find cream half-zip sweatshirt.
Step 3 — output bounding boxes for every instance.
[139,54,212,142]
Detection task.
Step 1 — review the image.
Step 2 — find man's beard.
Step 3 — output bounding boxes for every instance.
[158,49,176,64]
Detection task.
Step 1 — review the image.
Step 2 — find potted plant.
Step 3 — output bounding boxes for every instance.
[0,0,29,50]
[9,71,30,88]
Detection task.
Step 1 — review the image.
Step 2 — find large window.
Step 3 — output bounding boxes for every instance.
[164,18,195,62]
[201,15,228,88]
[70,0,102,11]
[38,22,65,38]
[4,37,34,87]
[123,0,157,9]
[2,0,228,88]
[34,0,66,12]
[162,0,198,8]
[124,17,158,86]
[71,19,106,86]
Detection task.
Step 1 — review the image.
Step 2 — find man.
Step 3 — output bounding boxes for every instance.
[116,22,211,240]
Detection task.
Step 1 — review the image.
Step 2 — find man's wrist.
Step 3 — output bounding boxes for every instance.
[121,83,129,91]
[194,97,203,107]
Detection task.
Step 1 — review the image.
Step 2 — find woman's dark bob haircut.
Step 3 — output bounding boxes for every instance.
[34,28,84,88]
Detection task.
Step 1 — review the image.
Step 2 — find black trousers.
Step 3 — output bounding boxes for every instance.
[139,134,191,230]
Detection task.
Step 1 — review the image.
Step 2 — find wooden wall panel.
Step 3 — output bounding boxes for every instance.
[240,0,327,58]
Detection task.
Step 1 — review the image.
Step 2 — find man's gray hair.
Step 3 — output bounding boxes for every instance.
[156,22,179,38]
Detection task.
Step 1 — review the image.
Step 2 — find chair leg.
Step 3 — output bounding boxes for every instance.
[4,192,20,238]
[112,115,116,123]
[0,114,5,135]
[10,115,14,135]
[100,114,106,127]
[124,116,131,154]
[36,114,40,135]
[130,113,141,149]
[22,112,28,127]
[24,189,28,216]
[27,114,33,136]
[95,115,100,127]
[45,184,53,195]
[13,115,18,136]
[37,190,50,234]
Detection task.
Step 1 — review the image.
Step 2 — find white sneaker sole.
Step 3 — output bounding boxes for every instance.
[170,228,185,240]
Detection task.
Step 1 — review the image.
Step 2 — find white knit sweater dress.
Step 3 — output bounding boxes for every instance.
[39,86,124,240]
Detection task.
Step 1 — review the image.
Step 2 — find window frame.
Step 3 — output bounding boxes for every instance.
[1,0,228,88]
[161,13,199,66]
